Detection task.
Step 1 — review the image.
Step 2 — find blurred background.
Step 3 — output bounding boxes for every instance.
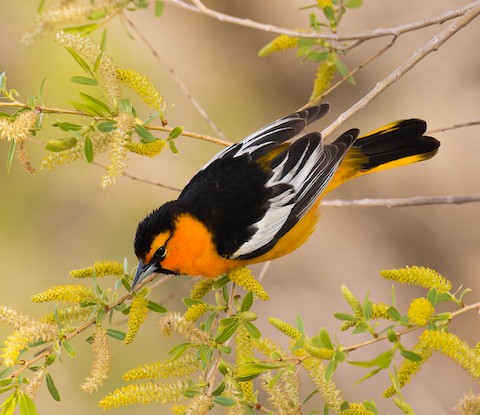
[0,1,479,413]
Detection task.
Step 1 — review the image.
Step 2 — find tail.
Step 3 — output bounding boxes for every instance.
[326,119,440,192]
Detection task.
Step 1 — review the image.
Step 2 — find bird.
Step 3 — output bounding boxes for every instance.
[132,103,440,288]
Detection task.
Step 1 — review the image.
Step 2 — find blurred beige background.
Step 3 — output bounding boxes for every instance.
[0,1,479,414]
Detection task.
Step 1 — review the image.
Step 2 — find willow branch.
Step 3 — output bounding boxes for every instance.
[321,193,480,208]
[165,0,477,41]
[427,120,480,134]
[8,273,165,380]
[344,301,480,353]
[320,3,480,140]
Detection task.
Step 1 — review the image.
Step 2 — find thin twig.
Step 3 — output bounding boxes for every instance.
[165,0,477,41]
[321,193,480,208]
[427,120,480,134]
[122,14,227,141]
[320,3,480,140]
[299,36,397,110]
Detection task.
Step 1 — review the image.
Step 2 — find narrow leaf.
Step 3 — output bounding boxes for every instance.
[62,340,76,358]
[106,329,126,341]
[146,300,167,313]
[65,48,92,75]
[135,124,156,143]
[241,291,253,312]
[6,141,16,173]
[70,76,97,86]
[155,1,165,17]
[212,396,236,407]
[19,392,37,415]
[45,373,61,401]
[84,136,94,163]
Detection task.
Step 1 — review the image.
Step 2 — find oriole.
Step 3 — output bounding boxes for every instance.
[132,104,439,287]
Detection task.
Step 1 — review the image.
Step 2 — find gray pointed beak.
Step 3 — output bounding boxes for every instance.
[132,259,159,290]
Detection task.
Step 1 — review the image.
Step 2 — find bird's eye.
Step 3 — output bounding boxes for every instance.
[153,246,166,261]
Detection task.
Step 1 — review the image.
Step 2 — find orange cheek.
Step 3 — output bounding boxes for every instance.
[145,231,171,263]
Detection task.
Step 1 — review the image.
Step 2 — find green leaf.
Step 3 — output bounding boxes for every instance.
[306,51,330,63]
[96,121,115,132]
[46,373,61,401]
[354,367,382,384]
[88,7,107,20]
[62,340,76,358]
[146,300,167,313]
[217,345,231,354]
[93,51,104,74]
[241,291,254,312]
[324,359,338,380]
[0,393,17,415]
[212,396,236,407]
[296,313,305,336]
[319,328,333,349]
[212,275,230,290]
[386,306,401,321]
[346,0,363,8]
[427,288,438,306]
[335,58,355,85]
[135,124,156,143]
[70,76,97,86]
[349,350,393,369]
[79,92,110,116]
[387,329,399,343]
[400,350,423,362]
[211,380,226,397]
[45,137,78,152]
[168,139,179,154]
[6,141,16,173]
[63,23,98,35]
[215,322,239,344]
[65,48,92,75]
[19,392,37,415]
[119,98,133,114]
[100,29,108,51]
[168,126,183,139]
[106,329,126,341]
[352,321,369,334]
[363,295,372,320]
[243,321,261,339]
[235,362,285,382]
[322,6,335,22]
[56,122,83,132]
[333,313,357,321]
[363,400,379,415]
[69,101,101,117]
[155,1,165,17]
[84,136,94,163]
[168,343,193,361]
[45,353,57,366]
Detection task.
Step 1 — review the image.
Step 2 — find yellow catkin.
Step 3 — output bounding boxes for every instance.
[22,1,126,46]
[117,68,165,113]
[98,380,188,409]
[70,260,124,279]
[384,340,432,397]
[227,268,269,301]
[185,394,213,415]
[339,403,375,415]
[258,34,298,57]
[407,298,434,326]
[394,398,416,415]
[300,355,343,411]
[420,330,480,379]
[310,61,336,101]
[183,303,209,323]
[1,322,58,367]
[124,296,149,344]
[0,305,34,329]
[160,313,212,345]
[190,278,215,300]
[126,140,165,158]
[171,404,188,414]
[268,317,301,340]
[341,285,363,318]
[341,302,392,331]
[304,341,335,360]
[455,391,480,415]
[255,337,287,359]
[25,367,45,399]
[81,327,111,393]
[101,112,136,187]
[123,350,200,381]
[234,325,255,402]
[262,371,302,415]
[31,285,94,303]
[41,305,92,326]
[317,0,333,8]
[381,266,452,293]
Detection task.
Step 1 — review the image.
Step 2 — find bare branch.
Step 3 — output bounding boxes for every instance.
[427,120,480,134]
[165,0,477,41]
[321,193,480,208]
[122,14,227,141]
[320,4,480,140]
